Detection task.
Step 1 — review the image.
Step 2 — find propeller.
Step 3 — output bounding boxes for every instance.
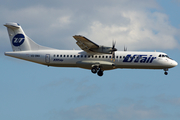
[111,41,117,53]
[111,41,117,62]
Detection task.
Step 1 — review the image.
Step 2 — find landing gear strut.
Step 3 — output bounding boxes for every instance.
[164,68,168,75]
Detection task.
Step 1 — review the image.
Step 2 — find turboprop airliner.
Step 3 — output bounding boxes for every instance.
[4,22,178,76]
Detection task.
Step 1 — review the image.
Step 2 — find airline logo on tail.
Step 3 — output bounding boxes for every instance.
[12,34,25,46]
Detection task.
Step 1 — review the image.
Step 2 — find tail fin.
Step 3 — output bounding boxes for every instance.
[4,22,53,51]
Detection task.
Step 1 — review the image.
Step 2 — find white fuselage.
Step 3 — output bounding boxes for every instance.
[4,22,178,76]
[5,50,178,71]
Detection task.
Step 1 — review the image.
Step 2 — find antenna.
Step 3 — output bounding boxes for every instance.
[124,46,127,51]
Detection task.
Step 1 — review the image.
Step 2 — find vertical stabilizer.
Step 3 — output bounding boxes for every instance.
[4,22,53,51]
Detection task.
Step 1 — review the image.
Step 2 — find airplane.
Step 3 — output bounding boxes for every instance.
[4,22,178,76]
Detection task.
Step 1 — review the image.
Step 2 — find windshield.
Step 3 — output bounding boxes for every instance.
[159,54,172,60]
[165,55,169,58]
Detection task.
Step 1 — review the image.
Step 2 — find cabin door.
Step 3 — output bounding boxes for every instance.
[45,54,50,63]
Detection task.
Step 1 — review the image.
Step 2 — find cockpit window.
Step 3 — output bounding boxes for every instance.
[165,55,170,58]
[159,54,171,59]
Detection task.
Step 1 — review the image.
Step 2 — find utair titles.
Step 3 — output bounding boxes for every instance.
[123,54,156,63]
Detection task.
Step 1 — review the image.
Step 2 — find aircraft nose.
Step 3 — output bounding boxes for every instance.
[172,60,178,67]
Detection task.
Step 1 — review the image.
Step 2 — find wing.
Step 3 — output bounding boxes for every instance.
[73,35,99,52]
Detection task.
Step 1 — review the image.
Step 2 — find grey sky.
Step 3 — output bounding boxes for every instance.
[0,0,180,51]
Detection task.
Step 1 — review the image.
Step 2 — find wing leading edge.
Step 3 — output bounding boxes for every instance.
[73,35,117,54]
[73,35,99,53]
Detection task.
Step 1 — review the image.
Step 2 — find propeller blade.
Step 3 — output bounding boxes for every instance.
[112,41,116,49]
[112,40,117,52]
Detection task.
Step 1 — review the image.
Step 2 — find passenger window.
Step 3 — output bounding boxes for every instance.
[102,56,104,58]
[60,55,62,57]
[54,55,55,57]
[77,55,79,58]
[99,56,101,58]
[64,55,66,57]
[92,55,94,58]
[116,56,118,58]
[74,55,76,57]
[120,56,122,59]
[109,56,111,58]
[88,55,90,58]
[106,56,108,58]
[70,55,72,57]
[67,55,69,57]
[159,54,161,57]
[95,56,97,58]
[81,55,83,58]
[35,55,40,57]
[84,55,86,58]
[123,56,125,58]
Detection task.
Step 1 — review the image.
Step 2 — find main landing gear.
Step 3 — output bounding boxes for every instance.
[91,66,104,76]
[164,68,168,75]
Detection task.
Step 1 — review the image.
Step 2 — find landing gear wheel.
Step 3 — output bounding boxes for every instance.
[91,67,97,74]
[164,71,168,75]
[163,68,168,75]
[97,70,103,76]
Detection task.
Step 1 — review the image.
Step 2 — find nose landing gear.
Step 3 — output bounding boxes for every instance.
[164,71,168,75]
[164,68,168,75]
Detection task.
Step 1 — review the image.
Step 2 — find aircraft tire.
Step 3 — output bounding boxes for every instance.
[164,71,168,75]
[91,67,97,74]
[97,70,103,76]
